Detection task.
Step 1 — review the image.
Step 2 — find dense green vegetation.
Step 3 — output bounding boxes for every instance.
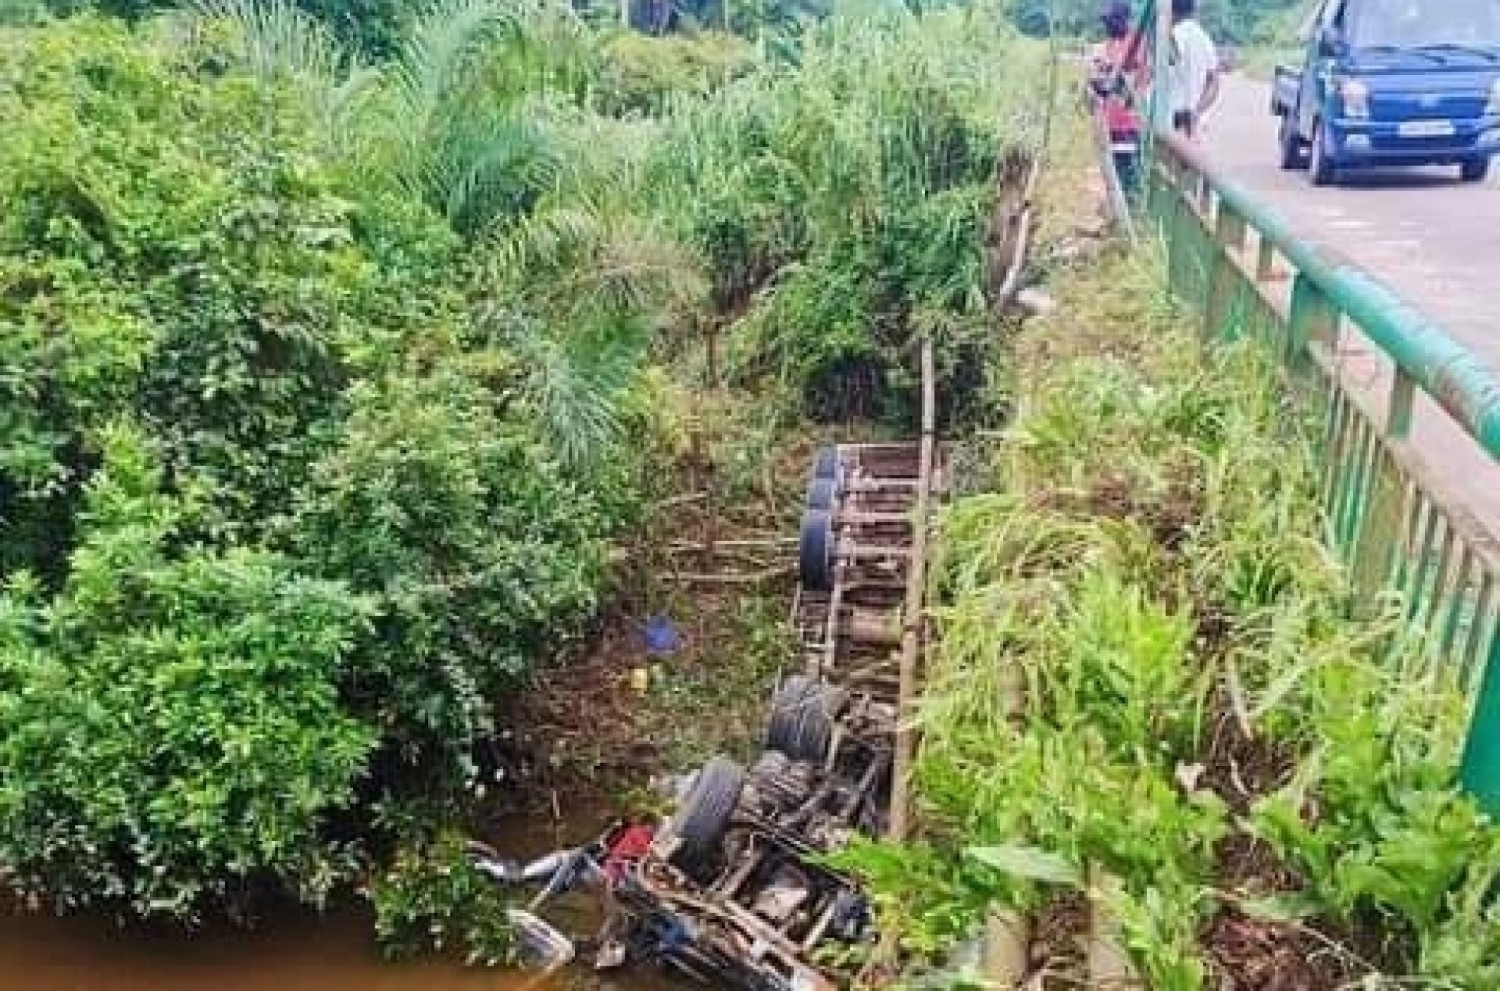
[0,0,1038,939]
[649,9,1037,423]
[0,9,625,919]
[844,250,1500,986]
[19,0,1475,984]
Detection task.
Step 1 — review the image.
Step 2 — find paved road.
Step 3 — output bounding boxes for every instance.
[1202,74,1500,527]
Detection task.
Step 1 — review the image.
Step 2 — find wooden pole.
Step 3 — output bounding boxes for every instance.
[886,335,936,843]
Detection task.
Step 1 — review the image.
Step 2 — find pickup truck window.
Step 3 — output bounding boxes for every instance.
[1351,0,1500,49]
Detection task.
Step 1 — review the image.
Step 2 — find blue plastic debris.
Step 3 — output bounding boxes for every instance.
[643,615,680,655]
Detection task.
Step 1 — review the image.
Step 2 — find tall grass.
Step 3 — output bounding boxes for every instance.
[848,246,1500,987]
[645,3,1047,421]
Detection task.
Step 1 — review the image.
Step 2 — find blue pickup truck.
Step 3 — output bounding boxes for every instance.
[1271,0,1500,185]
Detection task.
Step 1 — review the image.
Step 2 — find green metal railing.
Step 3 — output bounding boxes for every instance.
[1143,133,1500,810]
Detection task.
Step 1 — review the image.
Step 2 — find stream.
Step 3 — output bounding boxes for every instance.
[0,806,696,991]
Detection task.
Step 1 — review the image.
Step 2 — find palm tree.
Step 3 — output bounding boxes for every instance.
[198,0,600,239]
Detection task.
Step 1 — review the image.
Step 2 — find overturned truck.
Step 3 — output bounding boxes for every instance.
[473,440,947,991]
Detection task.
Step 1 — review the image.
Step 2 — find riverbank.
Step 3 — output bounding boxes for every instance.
[484,407,851,816]
[0,800,690,991]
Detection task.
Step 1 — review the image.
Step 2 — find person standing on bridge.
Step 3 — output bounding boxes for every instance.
[1091,1,1149,191]
[1167,0,1220,139]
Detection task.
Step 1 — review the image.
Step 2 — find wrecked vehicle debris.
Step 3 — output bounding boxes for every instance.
[471,441,947,990]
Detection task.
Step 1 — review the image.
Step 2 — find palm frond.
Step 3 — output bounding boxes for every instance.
[434,111,563,237]
[393,0,513,120]
[509,317,649,471]
[190,0,374,148]
[494,204,707,324]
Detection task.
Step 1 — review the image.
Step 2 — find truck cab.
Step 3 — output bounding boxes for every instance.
[1271,0,1500,185]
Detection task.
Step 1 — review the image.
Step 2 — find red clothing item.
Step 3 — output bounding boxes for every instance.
[602,824,654,884]
[1099,32,1149,138]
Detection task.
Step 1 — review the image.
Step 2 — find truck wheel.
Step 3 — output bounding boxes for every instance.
[664,756,745,884]
[799,510,836,592]
[812,445,842,482]
[1461,158,1491,183]
[807,476,838,513]
[1309,121,1339,187]
[1277,113,1306,171]
[767,674,846,762]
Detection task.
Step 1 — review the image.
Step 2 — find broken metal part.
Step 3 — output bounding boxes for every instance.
[750,867,812,922]
[507,908,576,972]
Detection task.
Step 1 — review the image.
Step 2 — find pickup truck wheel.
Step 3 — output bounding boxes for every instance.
[1461,158,1491,183]
[1309,121,1339,187]
[1277,114,1306,171]
[664,756,745,884]
[767,674,847,762]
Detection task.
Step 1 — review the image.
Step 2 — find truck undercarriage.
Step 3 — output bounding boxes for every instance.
[471,439,947,991]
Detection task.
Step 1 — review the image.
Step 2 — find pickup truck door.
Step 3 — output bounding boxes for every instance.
[1297,0,1344,135]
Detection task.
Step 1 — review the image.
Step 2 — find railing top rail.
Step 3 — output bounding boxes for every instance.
[1155,131,1500,461]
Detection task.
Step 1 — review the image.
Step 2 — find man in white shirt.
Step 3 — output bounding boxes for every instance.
[1168,0,1220,138]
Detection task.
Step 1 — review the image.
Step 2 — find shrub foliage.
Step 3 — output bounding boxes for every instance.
[0,14,619,921]
[0,0,1039,933]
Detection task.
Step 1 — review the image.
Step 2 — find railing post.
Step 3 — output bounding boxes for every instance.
[1205,204,1247,340]
[1461,627,1500,807]
[1335,370,1421,600]
[1286,273,1338,372]
[1146,149,1167,232]
[1386,369,1416,441]
[1255,234,1277,282]
[1350,370,1420,597]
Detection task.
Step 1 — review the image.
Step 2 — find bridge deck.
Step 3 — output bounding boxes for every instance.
[1203,74,1500,525]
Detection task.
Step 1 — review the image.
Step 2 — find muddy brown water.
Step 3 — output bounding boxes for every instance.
[0,806,697,991]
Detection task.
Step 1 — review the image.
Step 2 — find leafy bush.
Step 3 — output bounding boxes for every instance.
[370,833,515,965]
[4,0,409,54]
[0,428,375,920]
[595,30,754,115]
[0,15,621,923]
[287,368,608,788]
[0,16,464,569]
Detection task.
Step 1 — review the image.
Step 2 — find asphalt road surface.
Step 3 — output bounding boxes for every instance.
[1200,73,1500,528]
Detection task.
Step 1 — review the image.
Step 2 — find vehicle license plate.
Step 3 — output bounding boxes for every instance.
[1398,119,1455,138]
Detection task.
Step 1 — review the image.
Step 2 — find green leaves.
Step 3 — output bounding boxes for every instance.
[857,242,1500,987]
[649,7,1039,424]
[286,368,608,789]
[0,15,467,564]
[371,834,515,966]
[0,429,375,920]
[0,15,620,925]
[965,844,1081,886]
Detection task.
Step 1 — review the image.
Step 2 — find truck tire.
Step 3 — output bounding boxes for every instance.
[665,756,745,883]
[1309,121,1339,187]
[812,445,842,482]
[807,476,838,512]
[1461,158,1491,183]
[1277,113,1306,171]
[767,674,846,762]
[799,510,836,591]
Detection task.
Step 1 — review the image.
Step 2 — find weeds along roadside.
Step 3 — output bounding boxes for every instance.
[839,245,1500,988]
